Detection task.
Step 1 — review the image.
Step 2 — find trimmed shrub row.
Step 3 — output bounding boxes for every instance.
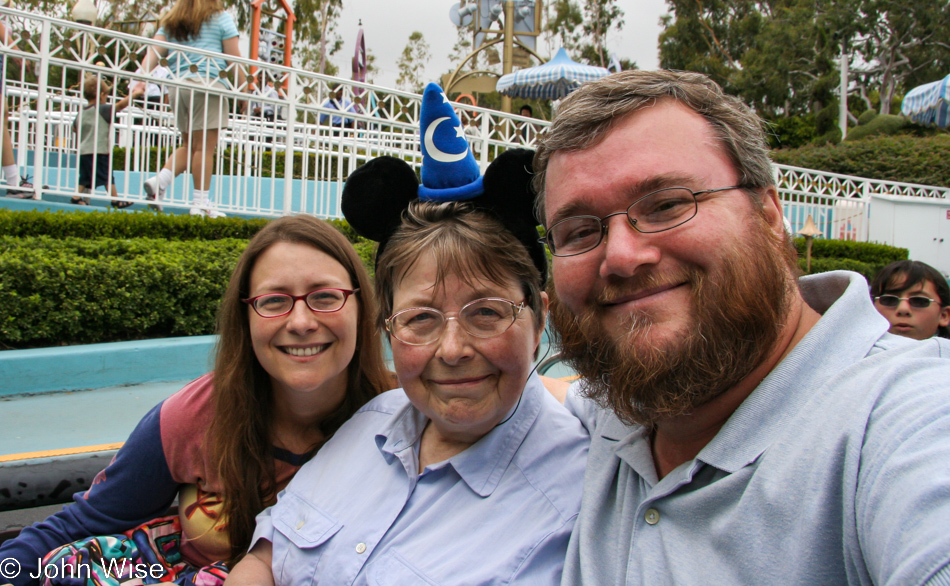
[772,134,950,187]
[794,238,907,265]
[1,236,246,348]
[0,209,364,245]
[793,237,907,280]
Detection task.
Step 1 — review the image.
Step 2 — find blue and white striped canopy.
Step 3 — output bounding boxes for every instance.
[901,74,950,128]
[496,47,610,100]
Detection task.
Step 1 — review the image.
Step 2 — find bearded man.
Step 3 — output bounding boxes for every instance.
[534,69,950,585]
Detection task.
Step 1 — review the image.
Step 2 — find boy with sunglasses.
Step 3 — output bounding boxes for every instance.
[871,260,950,340]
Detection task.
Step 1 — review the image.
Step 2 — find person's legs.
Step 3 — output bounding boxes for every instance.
[145,85,194,202]
[2,106,15,168]
[190,128,218,192]
[2,101,36,197]
[188,127,224,218]
[72,184,90,204]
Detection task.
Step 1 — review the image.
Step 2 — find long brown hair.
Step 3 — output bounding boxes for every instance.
[208,215,391,564]
[160,0,224,41]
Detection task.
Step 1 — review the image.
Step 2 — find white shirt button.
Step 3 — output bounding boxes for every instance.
[645,508,660,525]
[355,543,367,554]
[296,520,305,530]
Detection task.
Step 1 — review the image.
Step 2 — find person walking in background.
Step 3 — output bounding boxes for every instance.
[71,75,141,207]
[518,104,534,144]
[135,63,171,110]
[871,260,950,340]
[251,71,282,121]
[0,6,35,199]
[319,86,356,133]
[132,64,170,147]
[134,0,247,218]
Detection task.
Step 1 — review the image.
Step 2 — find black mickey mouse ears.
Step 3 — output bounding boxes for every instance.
[341,84,546,286]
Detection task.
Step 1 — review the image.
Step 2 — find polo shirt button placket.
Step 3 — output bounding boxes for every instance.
[644,508,660,525]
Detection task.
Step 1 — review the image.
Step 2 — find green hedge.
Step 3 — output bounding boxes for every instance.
[0,208,269,240]
[844,114,911,142]
[793,237,907,280]
[0,211,379,348]
[0,209,365,246]
[0,236,246,348]
[772,134,950,186]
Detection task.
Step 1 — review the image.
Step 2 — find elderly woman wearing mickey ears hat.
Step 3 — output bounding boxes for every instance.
[226,85,589,586]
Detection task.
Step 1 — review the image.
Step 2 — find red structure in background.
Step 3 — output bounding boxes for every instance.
[249,0,295,81]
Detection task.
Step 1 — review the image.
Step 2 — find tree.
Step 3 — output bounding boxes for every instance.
[396,31,431,93]
[546,0,625,67]
[848,0,950,114]
[657,0,950,140]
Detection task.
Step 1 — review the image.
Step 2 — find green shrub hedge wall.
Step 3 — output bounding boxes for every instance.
[0,209,270,240]
[0,236,246,348]
[0,212,381,348]
[793,237,907,280]
[771,134,950,187]
[0,210,365,245]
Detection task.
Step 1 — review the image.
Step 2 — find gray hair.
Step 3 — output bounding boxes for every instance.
[374,201,545,332]
[533,69,774,221]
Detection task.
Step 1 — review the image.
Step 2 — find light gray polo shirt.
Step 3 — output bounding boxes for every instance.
[563,271,950,585]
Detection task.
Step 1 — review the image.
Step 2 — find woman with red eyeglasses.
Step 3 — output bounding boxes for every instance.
[871,260,950,341]
[0,216,392,586]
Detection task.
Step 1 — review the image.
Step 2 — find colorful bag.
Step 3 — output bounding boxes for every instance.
[40,515,229,586]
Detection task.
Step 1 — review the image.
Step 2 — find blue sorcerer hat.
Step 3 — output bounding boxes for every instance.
[417,83,484,201]
[341,83,546,285]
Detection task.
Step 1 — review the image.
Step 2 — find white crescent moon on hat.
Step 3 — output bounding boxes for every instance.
[424,117,468,163]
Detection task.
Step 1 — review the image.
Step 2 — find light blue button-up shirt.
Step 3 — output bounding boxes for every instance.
[562,271,950,585]
[252,373,589,585]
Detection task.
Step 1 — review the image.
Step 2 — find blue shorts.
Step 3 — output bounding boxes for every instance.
[78,154,114,190]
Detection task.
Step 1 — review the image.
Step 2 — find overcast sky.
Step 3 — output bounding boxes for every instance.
[328,0,670,91]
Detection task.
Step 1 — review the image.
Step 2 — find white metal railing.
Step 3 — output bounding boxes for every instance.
[1,6,946,235]
[0,6,545,218]
[775,165,950,242]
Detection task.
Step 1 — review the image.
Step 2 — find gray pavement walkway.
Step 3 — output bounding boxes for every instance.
[1,381,188,458]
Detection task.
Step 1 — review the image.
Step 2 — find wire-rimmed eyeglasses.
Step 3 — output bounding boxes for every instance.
[385,297,526,346]
[542,185,744,257]
[874,295,937,309]
[243,288,359,318]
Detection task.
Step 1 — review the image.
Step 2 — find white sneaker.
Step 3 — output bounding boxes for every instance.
[205,203,226,219]
[143,177,165,211]
[190,193,226,218]
[189,206,227,218]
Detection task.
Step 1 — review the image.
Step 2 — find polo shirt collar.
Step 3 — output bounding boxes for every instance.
[376,373,544,497]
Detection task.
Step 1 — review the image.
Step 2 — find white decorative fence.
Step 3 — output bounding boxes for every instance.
[1,6,947,235]
[0,7,542,217]
[775,165,950,243]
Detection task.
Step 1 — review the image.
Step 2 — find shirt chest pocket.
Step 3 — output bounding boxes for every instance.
[367,550,441,586]
[272,492,343,586]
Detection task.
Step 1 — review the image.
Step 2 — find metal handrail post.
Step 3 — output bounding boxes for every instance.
[30,20,51,200]
[282,73,298,215]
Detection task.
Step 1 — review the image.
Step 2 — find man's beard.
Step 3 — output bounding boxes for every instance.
[549,215,799,428]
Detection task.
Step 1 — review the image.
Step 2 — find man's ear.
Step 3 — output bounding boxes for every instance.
[537,291,550,336]
[760,186,786,238]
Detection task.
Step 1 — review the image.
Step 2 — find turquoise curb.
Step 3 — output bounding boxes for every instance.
[0,336,218,397]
